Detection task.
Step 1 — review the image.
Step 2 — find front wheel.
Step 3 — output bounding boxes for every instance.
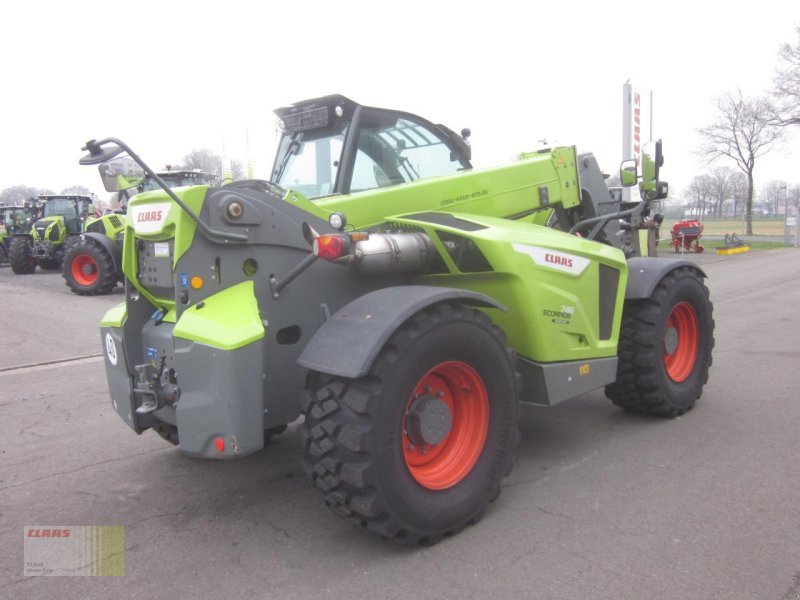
[300,302,519,545]
[9,237,36,274]
[605,266,714,417]
[63,240,117,295]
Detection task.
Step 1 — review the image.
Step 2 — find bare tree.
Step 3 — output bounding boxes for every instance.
[182,148,222,175]
[686,174,713,217]
[707,166,740,216]
[61,185,94,196]
[760,180,789,214]
[771,25,800,126]
[0,185,54,206]
[230,159,244,181]
[697,90,783,234]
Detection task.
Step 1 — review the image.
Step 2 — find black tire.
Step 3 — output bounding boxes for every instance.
[605,266,714,417]
[62,235,81,258]
[9,236,36,274]
[300,302,519,545]
[0,242,8,265]
[62,240,117,295]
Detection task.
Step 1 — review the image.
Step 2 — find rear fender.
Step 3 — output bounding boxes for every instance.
[297,285,506,379]
[83,232,122,273]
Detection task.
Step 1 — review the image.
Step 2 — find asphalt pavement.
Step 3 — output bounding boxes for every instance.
[1,249,799,600]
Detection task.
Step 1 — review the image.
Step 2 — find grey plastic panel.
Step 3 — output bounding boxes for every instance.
[518,356,618,406]
[173,339,265,458]
[101,326,140,433]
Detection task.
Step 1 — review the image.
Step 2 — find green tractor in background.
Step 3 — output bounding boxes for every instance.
[139,169,219,193]
[8,195,94,274]
[1,200,41,266]
[62,209,128,294]
[62,169,218,295]
[82,95,714,545]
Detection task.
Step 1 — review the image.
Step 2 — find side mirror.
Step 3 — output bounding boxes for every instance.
[641,139,663,194]
[619,160,637,187]
[80,139,125,166]
[98,157,146,192]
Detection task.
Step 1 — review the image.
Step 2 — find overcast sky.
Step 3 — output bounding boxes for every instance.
[1,0,797,202]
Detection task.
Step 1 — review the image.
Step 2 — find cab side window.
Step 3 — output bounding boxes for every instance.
[350,115,466,193]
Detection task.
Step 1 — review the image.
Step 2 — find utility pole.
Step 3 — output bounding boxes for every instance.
[781,185,789,246]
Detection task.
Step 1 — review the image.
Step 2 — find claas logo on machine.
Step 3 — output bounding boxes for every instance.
[136,210,163,223]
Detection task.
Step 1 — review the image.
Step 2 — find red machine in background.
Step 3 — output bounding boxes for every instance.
[671,219,704,253]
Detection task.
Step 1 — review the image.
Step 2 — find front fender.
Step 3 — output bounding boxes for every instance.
[625,257,706,300]
[297,285,506,379]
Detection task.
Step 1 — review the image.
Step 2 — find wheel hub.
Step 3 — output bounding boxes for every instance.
[663,301,700,383]
[402,362,489,490]
[406,394,452,446]
[664,326,679,355]
[71,253,99,286]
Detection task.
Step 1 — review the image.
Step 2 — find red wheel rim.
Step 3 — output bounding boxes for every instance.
[402,361,489,490]
[663,302,699,382]
[71,253,98,286]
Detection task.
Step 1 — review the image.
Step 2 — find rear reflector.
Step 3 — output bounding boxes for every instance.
[313,234,350,260]
[214,437,225,452]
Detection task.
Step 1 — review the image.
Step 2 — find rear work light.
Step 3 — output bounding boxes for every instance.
[313,234,351,260]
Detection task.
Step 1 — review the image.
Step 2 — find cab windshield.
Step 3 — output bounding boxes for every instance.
[273,121,348,199]
[3,208,28,225]
[44,199,78,218]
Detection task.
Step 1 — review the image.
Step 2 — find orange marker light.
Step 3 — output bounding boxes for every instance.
[191,276,204,289]
[215,437,225,452]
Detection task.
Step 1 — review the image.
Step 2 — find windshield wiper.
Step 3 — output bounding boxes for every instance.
[274,133,303,183]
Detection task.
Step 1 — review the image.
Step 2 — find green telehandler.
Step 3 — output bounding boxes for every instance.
[81,95,713,545]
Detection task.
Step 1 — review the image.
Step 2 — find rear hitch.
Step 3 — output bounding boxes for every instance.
[133,362,180,414]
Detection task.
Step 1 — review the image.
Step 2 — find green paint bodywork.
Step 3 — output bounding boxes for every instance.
[319,147,581,229]
[86,213,127,239]
[388,212,627,362]
[119,187,207,311]
[30,216,68,244]
[100,302,127,328]
[172,281,265,350]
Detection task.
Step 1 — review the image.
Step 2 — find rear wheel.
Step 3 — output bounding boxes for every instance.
[300,302,519,545]
[63,240,117,295]
[9,237,36,274]
[605,266,714,416]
